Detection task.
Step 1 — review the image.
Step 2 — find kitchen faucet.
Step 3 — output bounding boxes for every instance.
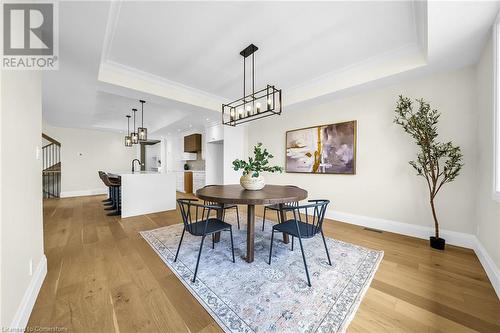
[132,159,143,173]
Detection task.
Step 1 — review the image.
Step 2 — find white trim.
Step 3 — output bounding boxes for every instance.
[60,188,107,198]
[285,42,426,106]
[9,255,47,330]
[326,210,476,248]
[99,0,122,67]
[98,61,223,112]
[98,0,224,112]
[473,237,500,299]
[493,12,500,202]
[326,210,500,299]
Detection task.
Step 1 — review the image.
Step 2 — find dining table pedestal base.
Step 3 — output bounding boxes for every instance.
[279,203,290,244]
[246,205,255,263]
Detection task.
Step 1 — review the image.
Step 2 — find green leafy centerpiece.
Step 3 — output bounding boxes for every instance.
[394,96,463,250]
[233,143,283,190]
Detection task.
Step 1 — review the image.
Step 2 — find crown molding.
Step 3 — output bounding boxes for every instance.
[285,42,427,106]
[98,1,428,112]
[100,0,122,67]
[98,0,224,112]
[98,60,224,112]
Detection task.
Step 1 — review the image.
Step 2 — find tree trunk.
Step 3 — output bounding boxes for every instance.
[430,196,439,238]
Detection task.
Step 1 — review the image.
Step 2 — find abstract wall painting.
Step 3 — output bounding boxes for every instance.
[285,120,356,174]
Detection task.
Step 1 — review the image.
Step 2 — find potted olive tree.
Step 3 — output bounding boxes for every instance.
[394,96,463,250]
[233,143,283,190]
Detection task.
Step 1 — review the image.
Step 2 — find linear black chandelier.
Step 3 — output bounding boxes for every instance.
[222,44,281,126]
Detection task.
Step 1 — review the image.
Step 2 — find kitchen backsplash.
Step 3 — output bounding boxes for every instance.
[186,153,205,171]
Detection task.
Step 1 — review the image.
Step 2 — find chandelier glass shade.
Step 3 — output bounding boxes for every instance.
[137,100,147,141]
[222,44,281,126]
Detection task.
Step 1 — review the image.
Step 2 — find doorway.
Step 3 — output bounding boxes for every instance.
[206,141,223,185]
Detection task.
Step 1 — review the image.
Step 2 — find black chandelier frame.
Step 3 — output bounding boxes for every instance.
[222,44,282,126]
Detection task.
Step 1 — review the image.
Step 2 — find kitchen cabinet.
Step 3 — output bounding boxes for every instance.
[184,134,202,152]
[206,124,223,143]
[175,172,184,192]
[182,152,197,160]
[176,171,205,193]
[184,172,193,193]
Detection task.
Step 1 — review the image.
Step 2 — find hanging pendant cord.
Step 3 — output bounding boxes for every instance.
[243,56,246,102]
[141,101,144,127]
[252,52,255,96]
[133,109,136,131]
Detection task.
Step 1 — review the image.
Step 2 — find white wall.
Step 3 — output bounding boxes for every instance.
[248,67,478,235]
[224,125,248,184]
[1,71,45,329]
[42,124,137,197]
[475,36,500,271]
[206,142,224,185]
[0,67,3,329]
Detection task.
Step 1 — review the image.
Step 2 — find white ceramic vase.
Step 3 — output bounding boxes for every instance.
[240,173,265,190]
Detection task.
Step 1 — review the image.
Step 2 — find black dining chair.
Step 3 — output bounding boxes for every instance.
[261,185,300,231]
[268,200,331,287]
[201,185,241,229]
[175,199,236,282]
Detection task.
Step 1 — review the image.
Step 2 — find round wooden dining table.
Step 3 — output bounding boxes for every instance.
[196,184,308,263]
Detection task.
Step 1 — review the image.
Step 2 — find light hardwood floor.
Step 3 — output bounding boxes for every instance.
[28,194,500,332]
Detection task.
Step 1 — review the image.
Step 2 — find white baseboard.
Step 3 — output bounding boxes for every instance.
[326,210,500,299]
[472,237,500,298]
[60,188,107,198]
[326,210,476,248]
[9,255,47,330]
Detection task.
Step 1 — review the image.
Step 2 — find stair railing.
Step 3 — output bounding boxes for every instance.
[42,134,61,198]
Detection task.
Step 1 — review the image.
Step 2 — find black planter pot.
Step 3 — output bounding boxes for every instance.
[430,236,445,250]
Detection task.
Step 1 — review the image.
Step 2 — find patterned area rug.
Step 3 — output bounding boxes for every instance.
[140,214,383,333]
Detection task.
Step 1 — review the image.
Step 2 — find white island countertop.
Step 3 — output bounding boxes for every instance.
[118,171,176,218]
[113,171,161,175]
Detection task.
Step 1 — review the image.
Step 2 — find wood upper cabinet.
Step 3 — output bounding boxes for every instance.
[184,134,202,152]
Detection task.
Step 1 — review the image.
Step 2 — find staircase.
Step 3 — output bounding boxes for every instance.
[42,133,61,198]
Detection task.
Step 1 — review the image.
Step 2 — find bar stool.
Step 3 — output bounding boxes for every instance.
[101,173,121,216]
[98,171,113,204]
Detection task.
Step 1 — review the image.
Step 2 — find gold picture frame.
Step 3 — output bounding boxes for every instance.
[285,120,357,174]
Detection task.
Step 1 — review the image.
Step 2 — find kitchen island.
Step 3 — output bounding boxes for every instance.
[116,171,176,218]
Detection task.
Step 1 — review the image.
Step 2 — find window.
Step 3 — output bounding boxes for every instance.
[494,15,500,202]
